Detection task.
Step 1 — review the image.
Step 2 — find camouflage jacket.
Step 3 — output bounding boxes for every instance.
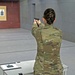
[32,23,63,75]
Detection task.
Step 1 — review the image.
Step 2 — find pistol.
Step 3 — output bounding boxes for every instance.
[34,18,39,20]
[34,18,39,27]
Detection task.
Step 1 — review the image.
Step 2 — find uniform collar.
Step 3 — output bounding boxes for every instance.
[44,23,53,28]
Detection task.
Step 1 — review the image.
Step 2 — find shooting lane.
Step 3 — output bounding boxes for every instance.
[0,0,75,75]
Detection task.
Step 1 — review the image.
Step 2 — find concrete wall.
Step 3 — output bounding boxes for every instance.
[20,0,75,42]
[20,0,62,30]
[58,0,75,42]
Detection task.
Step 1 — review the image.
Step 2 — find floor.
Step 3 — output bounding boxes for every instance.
[61,40,75,75]
[0,28,75,75]
[0,28,37,64]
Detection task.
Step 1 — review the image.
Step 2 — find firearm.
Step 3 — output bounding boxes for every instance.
[34,18,39,27]
[34,18,39,20]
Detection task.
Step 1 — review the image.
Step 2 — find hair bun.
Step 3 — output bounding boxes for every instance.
[43,8,55,25]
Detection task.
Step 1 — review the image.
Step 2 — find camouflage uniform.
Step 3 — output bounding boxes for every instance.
[32,23,63,75]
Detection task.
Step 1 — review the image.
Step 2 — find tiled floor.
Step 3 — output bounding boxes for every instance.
[0,28,75,75]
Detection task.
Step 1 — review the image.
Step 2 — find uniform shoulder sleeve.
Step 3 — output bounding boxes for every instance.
[39,23,45,27]
[54,27,62,38]
[32,26,43,43]
[32,23,44,36]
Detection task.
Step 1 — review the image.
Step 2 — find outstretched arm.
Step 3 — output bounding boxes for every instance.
[32,19,44,37]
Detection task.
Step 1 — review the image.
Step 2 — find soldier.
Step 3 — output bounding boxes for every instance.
[32,8,63,75]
